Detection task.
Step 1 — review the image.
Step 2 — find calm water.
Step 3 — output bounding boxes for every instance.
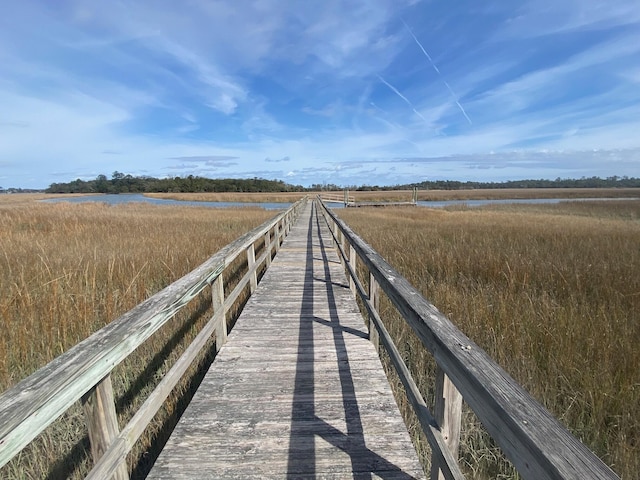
[324,197,634,208]
[416,197,633,208]
[42,194,291,210]
[43,194,633,210]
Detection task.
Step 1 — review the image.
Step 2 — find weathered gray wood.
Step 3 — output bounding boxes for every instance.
[81,376,129,480]
[431,367,463,480]
[85,291,232,480]
[212,273,226,352]
[318,203,465,480]
[147,201,425,479]
[369,272,380,352]
[264,230,272,267]
[318,199,620,480]
[349,243,356,295]
[247,244,257,292]
[0,198,307,471]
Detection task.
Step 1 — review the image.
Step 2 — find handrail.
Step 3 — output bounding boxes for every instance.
[316,197,619,480]
[0,197,307,478]
[318,191,355,206]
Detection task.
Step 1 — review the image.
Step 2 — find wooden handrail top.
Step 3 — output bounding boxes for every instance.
[317,198,618,480]
[0,198,307,470]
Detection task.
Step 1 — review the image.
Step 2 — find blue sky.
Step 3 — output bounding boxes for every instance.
[1,0,639,189]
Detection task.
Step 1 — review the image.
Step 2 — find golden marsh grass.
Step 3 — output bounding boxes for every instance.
[338,199,639,479]
[0,197,274,478]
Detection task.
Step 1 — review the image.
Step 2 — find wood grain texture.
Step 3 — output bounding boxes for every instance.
[81,376,129,480]
[318,200,620,480]
[431,368,462,480]
[147,202,425,479]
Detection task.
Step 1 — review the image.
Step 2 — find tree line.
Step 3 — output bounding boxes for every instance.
[46,172,305,194]
[43,173,640,194]
[359,176,640,191]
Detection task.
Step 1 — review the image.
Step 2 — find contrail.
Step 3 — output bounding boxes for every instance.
[377,75,427,123]
[402,20,472,125]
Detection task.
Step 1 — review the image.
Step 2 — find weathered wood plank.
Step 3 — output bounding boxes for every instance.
[81,375,129,480]
[431,367,463,480]
[147,201,424,479]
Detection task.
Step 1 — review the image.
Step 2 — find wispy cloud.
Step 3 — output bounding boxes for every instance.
[377,75,427,123]
[169,155,239,164]
[265,156,291,163]
[402,20,472,125]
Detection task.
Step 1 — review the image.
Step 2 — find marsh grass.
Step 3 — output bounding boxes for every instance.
[339,200,640,479]
[0,198,274,478]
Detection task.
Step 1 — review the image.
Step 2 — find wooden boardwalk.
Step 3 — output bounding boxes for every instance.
[148,202,425,479]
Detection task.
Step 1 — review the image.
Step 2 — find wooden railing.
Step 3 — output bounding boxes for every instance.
[319,190,355,206]
[316,198,619,480]
[0,197,307,479]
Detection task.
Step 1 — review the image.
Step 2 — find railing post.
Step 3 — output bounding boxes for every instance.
[274,222,281,252]
[212,274,226,352]
[431,366,463,480]
[368,272,380,352]
[247,243,257,293]
[336,229,344,265]
[348,244,356,295]
[82,375,129,480]
[264,230,272,267]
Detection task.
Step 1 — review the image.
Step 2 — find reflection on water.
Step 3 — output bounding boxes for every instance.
[41,193,291,210]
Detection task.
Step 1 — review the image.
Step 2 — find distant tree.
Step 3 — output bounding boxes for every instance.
[95,174,109,193]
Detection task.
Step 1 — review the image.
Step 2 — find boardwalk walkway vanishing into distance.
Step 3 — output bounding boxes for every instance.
[147,201,425,479]
[0,196,621,480]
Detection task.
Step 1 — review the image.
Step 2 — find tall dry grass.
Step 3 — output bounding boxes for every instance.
[0,198,274,478]
[338,200,640,479]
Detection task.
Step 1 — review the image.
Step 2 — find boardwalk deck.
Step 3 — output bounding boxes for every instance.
[147,202,425,479]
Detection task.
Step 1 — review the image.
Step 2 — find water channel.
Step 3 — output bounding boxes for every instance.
[42,193,633,210]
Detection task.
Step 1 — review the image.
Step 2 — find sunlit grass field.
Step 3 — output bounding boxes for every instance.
[0,196,274,478]
[338,199,639,479]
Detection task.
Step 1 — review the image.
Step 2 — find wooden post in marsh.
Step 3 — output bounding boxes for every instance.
[247,243,257,293]
[82,375,129,480]
[412,187,418,204]
[430,366,463,480]
[212,274,226,352]
[368,272,380,352]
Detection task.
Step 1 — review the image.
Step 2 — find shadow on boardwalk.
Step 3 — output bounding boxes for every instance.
[287,203,417,479]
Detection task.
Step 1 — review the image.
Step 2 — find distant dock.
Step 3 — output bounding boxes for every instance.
[319,188,418,207]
